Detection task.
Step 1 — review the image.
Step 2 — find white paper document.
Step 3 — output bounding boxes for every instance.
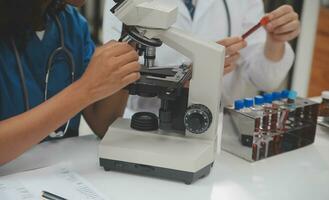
[0,163,108,200]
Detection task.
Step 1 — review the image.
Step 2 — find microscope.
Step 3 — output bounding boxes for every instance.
[99,0,225,184]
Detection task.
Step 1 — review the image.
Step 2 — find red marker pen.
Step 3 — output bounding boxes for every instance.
[242,16,270,39]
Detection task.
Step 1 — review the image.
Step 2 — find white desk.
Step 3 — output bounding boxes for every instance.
[1,126,329,200]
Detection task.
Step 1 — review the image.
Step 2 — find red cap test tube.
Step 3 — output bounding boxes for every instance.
[242,16,270,39]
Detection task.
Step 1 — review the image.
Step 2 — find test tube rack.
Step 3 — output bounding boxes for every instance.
[222,97,319,162]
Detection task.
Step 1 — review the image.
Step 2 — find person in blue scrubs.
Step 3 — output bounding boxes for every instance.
[0,0,140,165]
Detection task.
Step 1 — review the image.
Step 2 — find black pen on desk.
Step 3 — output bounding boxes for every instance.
[42,191,67,200]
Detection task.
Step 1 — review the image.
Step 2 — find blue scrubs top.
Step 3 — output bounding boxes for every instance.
[0,6,95,138]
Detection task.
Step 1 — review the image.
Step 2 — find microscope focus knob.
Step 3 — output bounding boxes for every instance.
[184,104,212,134]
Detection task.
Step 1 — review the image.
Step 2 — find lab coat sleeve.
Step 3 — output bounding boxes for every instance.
[238,0,295,92]
[103,0,123,43]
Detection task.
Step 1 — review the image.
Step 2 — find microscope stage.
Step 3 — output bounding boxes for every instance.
[128,65,191,98]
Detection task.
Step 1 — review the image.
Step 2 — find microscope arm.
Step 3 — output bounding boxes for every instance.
[146,27,225,139]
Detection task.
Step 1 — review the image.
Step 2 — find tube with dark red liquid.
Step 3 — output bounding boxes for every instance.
[242,16,270,39]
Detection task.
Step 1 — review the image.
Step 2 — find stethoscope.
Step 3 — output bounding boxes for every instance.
[11,14,76,138]
[223,0,232,37]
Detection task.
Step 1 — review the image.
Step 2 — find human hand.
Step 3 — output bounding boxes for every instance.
[217,37,247,75]
[80,41,140,104]
[265,5,301,43]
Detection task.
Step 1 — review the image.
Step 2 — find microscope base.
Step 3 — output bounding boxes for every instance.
[99,118,217,184]
[100,158,212,184]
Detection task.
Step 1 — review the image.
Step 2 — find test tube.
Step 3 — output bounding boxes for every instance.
[234,99,244,111]
[262,93,273,132]
[276,90,289,131]
[273,132,282,155]
[252,142,258,161]
[278,90,297,130]
[252,134,262,161]
[253,96,265,112]
[281,89,290,103]
[287,90,298,127]
[242,98,254,113]
[271,92,282,132]
[253,96,265,133]
[259,139,267,160]
[242,16,270,39]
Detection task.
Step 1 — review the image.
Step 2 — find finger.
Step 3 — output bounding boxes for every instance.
[113,43,135,56]
[115,50,139,67]
[104,40,117,45]
[267,12,298,31]
[226,41,247,55]
[121,72,141,85]
[272,28,300,42]
[99,43,132,58]
[224,67,232,75]
[117,61,141,77]
[217,37,243,47]
[97,40,119,51]
[105,42,135,57]
[224,64,236,75]
[273,20,299,34]
[225,53,240,66]
[267,5,294,21]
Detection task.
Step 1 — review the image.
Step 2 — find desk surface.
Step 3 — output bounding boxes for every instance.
[1,126,329,200]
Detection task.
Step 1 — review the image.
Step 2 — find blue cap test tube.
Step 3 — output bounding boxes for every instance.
[263,93,273,104]
[281,89,290,99]
[234,100,244,111]
[255,96,265,106]
[287,90,297,105]
[244,98,254,108]
[272,92,282,101]
[288,90,297,100]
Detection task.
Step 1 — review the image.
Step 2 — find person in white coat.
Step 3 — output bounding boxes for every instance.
[103,0,300,117]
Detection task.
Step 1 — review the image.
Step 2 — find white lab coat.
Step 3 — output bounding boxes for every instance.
[103,0,294,118]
